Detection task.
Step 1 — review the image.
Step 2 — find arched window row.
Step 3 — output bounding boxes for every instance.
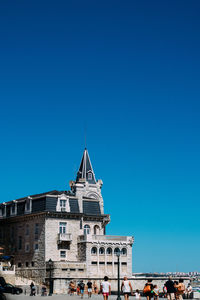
[83,224,102,235]
[91,247,127,256]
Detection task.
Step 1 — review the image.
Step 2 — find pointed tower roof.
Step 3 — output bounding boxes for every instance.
[76,148,96,184]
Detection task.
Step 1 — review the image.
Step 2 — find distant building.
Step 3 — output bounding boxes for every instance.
[0,149,134,293]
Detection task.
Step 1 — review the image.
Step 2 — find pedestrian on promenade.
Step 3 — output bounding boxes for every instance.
[41,282,47,296]
[152,285,159,300]
[185,284,192,299]
[69,281,76,296]
[100,276,111,300]
[79,280,85,299]
[87,280,92,298]
[30,282,36,296]
[93,281,98,294]
[121,276,133,300]
[164,277,176,300]
[174,279,185,300]
[143,279,154,300]
[135,289,141,300]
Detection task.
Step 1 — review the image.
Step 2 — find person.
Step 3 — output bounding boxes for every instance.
[30,282,36,296]
[143,279,154,300]
[93,281,98,294]
[121,276,133,300]
[135,289,141,300]
[174,279,185,300]
[87,280,92,298]
[79,280,85,299]
[69,281,76,296]
[41,282,47,296]
[164,277,176,300]
[152,285,159,300]
[100,276,111,300]
[185,284,192,299]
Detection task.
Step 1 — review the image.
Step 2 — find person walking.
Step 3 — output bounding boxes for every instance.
[185,284,192,299]
[143,279,154,300]
[87,280,92,298]
[152,285,159,300]
[174,279,185,300]
[135,289,141,300]
[121,276,133,300]
[100,276,111,300]
[79,280,85,299]
[164,277,176,300]
[30,282,36,296]
[93,281,98,294]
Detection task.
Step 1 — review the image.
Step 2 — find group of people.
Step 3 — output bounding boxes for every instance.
[68,280,98,298]
[143,277,192,300]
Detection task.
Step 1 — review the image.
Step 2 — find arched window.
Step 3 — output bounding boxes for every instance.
[114,247,121,255]
[99,247,105,255]
[94,225,100,235]
[91,247,97,255]
[106,247,112,255]
[84,225,90,235]
[121,248,127,256]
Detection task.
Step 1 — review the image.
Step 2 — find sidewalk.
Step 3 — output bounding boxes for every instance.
[5,295,147,300]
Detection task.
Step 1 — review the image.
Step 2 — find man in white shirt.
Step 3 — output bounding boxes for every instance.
[100,276,111,300]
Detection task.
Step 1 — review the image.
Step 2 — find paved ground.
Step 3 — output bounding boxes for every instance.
[3,295,147,300]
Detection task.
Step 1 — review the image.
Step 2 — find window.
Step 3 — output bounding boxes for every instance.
[114,248,121,255]
[107,262,112,265]
[25,262,29,267]
[60,200,66,212]
[26,224,29,236]
[121,248,127,256]
[26,199,30,211]
[31,262,35,267]
[106,247,112,255]
[34,243,39,251]
[84,225,90,235]
[78,269,84,272]
[70,268,76,271]
[91,261,97,265]
[25,243,30,253]
[99,247,105,255]
[18,262,22,268]
[88,173,92,180]
[94,225,100,235]
[99,262,105,264]
[122,262,127,265]
[60,251,66,258]
[11,204,15,215]
[91,247,97,255]
[59,222,67,234]
[35,223,39,235]
[18,236,22,250]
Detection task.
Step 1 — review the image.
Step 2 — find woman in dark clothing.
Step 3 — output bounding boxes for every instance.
[143,280,154,300]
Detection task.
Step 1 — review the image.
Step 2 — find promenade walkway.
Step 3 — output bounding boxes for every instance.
[4,295,147,300]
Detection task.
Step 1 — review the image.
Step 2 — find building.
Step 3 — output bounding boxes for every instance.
[0,149,134,293]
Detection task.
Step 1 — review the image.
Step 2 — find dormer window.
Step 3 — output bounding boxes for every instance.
[25,198,31,213]
[88,173,92,180]
[60,200,66,212]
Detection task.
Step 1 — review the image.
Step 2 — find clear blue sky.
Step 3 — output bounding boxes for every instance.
[0,0,200,273]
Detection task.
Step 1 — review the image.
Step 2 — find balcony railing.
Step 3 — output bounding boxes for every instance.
[58,233,72,242]
[78,235,133,243]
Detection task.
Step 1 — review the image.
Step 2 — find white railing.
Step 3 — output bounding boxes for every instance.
[58,233,72,242]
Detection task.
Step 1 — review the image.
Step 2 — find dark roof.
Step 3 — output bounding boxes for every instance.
[69,199,80,213]
[83,200,101,215]
[76,148,96,184]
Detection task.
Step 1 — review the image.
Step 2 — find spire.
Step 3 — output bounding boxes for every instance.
[76,148,96,184]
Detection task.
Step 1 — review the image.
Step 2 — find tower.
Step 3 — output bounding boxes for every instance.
[70,148,104,214]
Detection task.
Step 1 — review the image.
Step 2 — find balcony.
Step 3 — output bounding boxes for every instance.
[78,235,134,244]
[58,233,72,242]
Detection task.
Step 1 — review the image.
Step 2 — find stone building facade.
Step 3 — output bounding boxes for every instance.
[0,149,134,293]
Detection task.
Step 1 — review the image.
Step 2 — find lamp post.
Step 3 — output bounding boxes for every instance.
[48,259,53,296]
[116,250,121,300]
